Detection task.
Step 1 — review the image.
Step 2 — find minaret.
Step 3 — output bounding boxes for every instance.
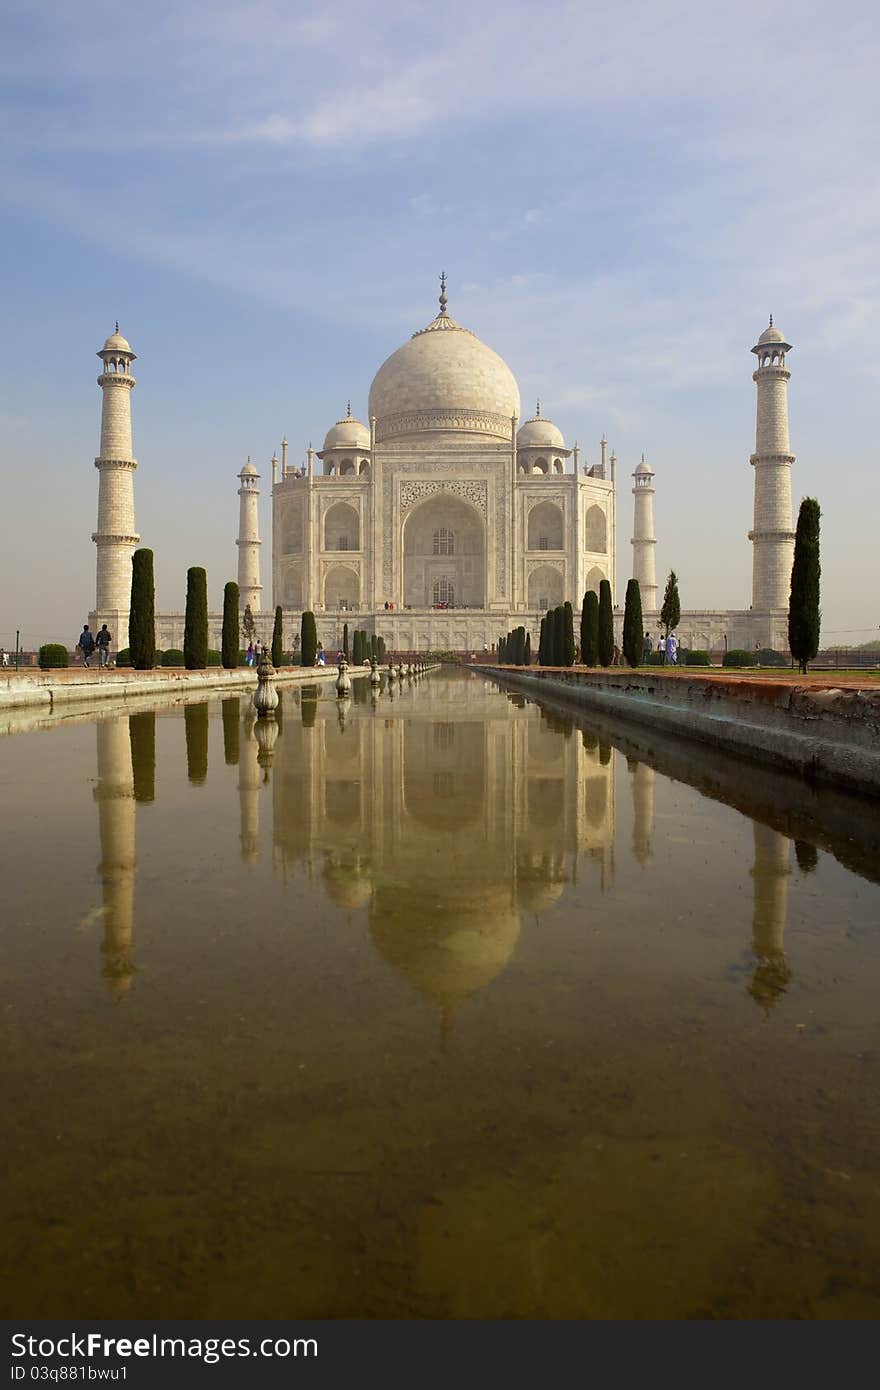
[749,317,796,611]
[92,325,139,649]
[236,457,262,613]
[631,455,658,610]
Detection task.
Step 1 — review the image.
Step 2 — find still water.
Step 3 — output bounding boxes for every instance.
[2,669,879,1319]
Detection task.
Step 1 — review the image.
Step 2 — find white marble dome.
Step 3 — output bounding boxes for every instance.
[517,413,565,449]
[322,413,370,453]
[368,306,521,443]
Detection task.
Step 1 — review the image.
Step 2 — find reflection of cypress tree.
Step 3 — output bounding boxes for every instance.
[128,711,156,803]
[581,728,598,752]
[599,741,612,766]
[274,688,284,732]
[222,697,240,765]
[352,677,368,704]
[301,686,318,728]
[795,839,819,873]
[184,702,209,784]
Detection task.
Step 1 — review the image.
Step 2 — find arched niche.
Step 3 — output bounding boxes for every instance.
[528,501,564,551]
[584,505,607,553]
[527,564,564,610]
[283,566,302,607]
[283,504,302,554]
[324,564,359,611]
[584,565,606,595]
[324,501,360,552]
[403,494,486,609]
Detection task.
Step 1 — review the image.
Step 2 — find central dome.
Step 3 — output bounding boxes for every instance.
[368,286,520,443]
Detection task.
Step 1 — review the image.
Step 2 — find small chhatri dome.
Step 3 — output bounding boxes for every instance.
[99,322,135,359]
[634,453,653,476]
[367,273,521,442]
[517,401,565,449]
[753,314,791,353]
[321,406,371,453]
[239,455,258,476]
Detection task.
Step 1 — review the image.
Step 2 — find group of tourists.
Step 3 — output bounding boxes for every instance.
[642,630,679,664]
[76,623,113,668]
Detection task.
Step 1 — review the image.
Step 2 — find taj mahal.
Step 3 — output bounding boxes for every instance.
[88,276,797,655]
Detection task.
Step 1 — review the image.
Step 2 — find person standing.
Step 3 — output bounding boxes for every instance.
[77,624,96,668]
[667,631,679,666]
[657,633,666,665]
[642,630,653,662]
[246,641,255,668]
[95,623,112,668]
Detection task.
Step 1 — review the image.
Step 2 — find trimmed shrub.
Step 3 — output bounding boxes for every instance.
[184,566,208,670]
[116,647,131,667]
[221,582,240,668]
[581,591,599,666]
[272,606,284,667]
[622,578,643,668]
[646,651,665,665]
[563,602,576,666]
[161,648,185,666]
[723,649,753,668]
[38,643,68,669]
[301,611,318,667]
[684,649,711,666]
[129,548,156,670]
[598,580,614,667]
[755,647,788,668]
[342,622,350,660]
[525,632,531,665]
[206,649,222,666]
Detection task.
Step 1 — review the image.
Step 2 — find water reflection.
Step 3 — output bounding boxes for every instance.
[93,718,136,997]
[129,710,155,803]
[221,696,240,765]
[184,702,209,785]
[750,823,791,1009]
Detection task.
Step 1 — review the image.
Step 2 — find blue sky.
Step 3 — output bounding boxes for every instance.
[1,0,877,647]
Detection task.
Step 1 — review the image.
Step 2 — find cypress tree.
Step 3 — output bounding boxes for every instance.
[499,635,506,663]
[354,629,362,663]
[660,570,681,638]
[538,616,546,665]
[377,635,386,662]
[370,633,378,660]
[582,591,599,666]
[129,548,156,670]
[788,497,821,674]
[555,606,566,665]
[525,632,531,665]
[221,582,240,668]
[301,611,317,667]
[271,605,284,667]
[622,578,643,667]
[598,580,614,667]
[563,601,576,666]
[545,608,556,665]
[343,622,350,660]
[183,566,208,670]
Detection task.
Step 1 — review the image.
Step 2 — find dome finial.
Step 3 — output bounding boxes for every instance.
[535,398,541,418]
[769,313,773,327]
[439,270,448,317]
[115,320,119,334]
[346,400,352,418]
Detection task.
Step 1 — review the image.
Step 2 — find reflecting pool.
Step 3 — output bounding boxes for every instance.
[2,669,879,1318]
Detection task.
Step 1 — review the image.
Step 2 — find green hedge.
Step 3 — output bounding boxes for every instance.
[207,649,222,665]
[160,648,184,666]
[38,643,69,669]
[723,649,753,668]
[683,650,711,666]
[755,648,789,667]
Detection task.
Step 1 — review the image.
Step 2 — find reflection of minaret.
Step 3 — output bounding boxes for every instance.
[94,718,136,997]
[749,823,791,1009]
[239,715,260,862]
[630,759,654,867]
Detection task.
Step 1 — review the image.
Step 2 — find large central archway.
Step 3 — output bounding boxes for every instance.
[403,494,486,609]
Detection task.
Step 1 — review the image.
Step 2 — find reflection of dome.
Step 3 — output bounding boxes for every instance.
[517,413,564,449]
[516,875,565,915]
[371,884,519,1009]
[321,414,370,453]
[368,290,520,442]
[323,857,373,910]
